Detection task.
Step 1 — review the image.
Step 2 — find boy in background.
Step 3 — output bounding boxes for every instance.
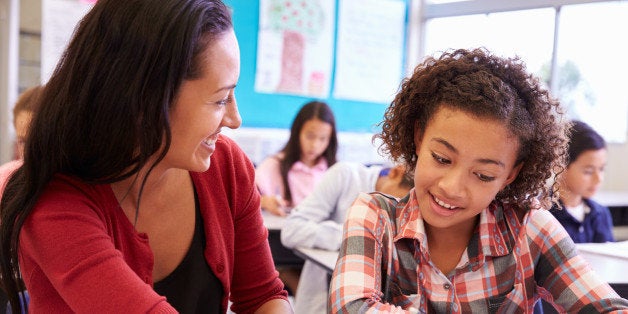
[281,161,413,314]
[550,120,615,243]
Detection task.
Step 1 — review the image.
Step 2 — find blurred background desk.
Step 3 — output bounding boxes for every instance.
[575,241,628,298]
[597,191,628,224]
[596,191,628,241]
[293,247,338,274]
[294,242,628,299]
[262,211,305,268]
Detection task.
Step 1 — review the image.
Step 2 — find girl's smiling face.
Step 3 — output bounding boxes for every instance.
[414,106,523,233]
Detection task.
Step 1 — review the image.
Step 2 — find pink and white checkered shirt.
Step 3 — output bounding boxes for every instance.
[329,190,628,313]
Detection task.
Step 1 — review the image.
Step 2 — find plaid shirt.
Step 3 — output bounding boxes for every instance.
[329,191,628,313]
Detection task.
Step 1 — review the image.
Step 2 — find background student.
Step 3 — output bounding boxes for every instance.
[255,100,338,217]
[329,48,628,313]
[0,85,42,193]
[0,84,42,314]
[549,120,615,243]
[281,161,414,314]
[0,0,292,313]
[255,99,338,296]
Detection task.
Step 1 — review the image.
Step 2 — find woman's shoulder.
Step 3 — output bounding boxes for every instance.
[29,174,118,222]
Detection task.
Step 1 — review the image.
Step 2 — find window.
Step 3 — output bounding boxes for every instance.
[556,1,628,142]
[420,0,627,142]
[423,8,555,78]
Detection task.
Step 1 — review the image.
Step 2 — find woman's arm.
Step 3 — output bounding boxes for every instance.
[20,182,174,313]
[255,298,294,314]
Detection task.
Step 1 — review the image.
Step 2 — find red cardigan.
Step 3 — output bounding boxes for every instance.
[20,135,287,313]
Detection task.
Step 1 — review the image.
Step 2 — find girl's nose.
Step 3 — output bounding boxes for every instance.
[438,168,466,199]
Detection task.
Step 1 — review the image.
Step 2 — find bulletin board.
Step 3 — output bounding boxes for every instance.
[225,0,408,133]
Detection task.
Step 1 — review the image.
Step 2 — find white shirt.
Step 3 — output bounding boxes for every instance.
[281,161,383,314]
[565,202,589,222]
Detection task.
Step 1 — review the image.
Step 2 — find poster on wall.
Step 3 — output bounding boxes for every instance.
[333,0,406,104]
[41,0,94,83]
[254,0,335,98]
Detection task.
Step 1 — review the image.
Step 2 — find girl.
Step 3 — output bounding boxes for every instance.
[255,100,338,216]
[0,0,292,313]
[255,100,337,297]
[329,48,628,313]
[550,120,615,243]
[0,85,43,194]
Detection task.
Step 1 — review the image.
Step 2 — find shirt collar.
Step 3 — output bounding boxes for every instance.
[393,193,517,262]
[291,158,328,172]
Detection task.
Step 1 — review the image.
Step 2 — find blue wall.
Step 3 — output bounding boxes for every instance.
[225,0,407,133]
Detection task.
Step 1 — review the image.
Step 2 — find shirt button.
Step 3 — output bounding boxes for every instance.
[217,264,225,273]
[443,283,451,290]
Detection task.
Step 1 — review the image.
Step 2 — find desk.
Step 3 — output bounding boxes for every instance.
[294,242,628,296]
[293,247,339,274]
[262,210,304,267]
[596,191,628,226]
[575,241,628,298]
[596,191,628,208]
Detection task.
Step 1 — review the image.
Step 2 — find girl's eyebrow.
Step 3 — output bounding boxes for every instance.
[431,137,505,168]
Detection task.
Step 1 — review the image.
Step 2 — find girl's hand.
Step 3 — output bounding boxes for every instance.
[260,195,289,216]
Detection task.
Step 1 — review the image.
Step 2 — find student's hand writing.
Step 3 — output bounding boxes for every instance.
[260,195,289,216]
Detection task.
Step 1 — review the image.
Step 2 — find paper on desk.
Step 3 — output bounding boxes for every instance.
[575,240,628,259]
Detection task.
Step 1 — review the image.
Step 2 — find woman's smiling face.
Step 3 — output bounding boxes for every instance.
[166,29,241,172]
[413,106,523,232]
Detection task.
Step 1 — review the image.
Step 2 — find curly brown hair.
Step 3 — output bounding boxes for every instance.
[375,48,569,212]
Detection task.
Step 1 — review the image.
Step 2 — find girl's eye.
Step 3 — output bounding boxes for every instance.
[431,152,450,165]
[475,173,496,182]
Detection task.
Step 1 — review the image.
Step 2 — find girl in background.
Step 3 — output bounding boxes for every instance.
[255,100,337,297]
[550,120,615,243]
[0,85,43,194]
[255,100,338,217]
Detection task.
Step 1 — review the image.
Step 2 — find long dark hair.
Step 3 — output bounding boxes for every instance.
[279,100,337,203]
[0,0,232,312]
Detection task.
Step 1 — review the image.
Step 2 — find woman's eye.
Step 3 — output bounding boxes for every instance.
[216,95,233,106]
[476,173,495,182]
[431,152,450,165]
